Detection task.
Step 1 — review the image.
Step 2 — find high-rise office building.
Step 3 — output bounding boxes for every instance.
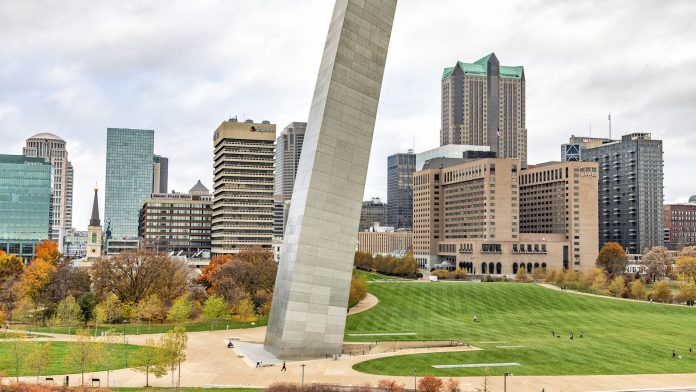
[387,150,416,230]
[274,122,306,237]
[139,182,212,256]
[152,155,169,193]
[23,133,74,241]
[561,135,613,162]
[664,197,696,249]
[359,197,387,231]
[413,157,598,272]
[581,132,664,254]
[212,119,276,254]
[0,154,51,259]
[104,128,154,239]
[441,53,527,166]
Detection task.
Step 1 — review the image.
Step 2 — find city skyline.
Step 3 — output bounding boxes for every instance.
[1,0,695,230]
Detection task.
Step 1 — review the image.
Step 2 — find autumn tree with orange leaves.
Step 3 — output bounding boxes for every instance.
[35,240,60,264]
[198,254,232,291]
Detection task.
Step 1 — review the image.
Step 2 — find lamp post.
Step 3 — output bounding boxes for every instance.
[301,364,306,390]
[503,372,513,392]
[125,337,129,367]
[413,369,417,392]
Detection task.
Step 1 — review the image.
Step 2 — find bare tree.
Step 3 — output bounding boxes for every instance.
[91,250,190,305]
[133,337,166,387]
[642,246,672,281]
[66,329,103,387]
[213,247,277,297]
[26,341,51,384]
[7,331,28,382]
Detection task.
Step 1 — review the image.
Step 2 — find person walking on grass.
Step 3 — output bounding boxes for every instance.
[673,349,677,358]
[473,314,478,323]
[552,331,555,337]
[580,329,584,338]
[281,361,287,372]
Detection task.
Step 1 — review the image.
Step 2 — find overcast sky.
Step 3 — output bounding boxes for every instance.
[2,0,695,231]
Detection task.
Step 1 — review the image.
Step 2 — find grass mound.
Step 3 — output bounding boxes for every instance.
[0,341,156,377]
[348,282,696,376]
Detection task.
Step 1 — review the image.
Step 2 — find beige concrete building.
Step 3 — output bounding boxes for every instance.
[413,157,598,274]
[212,119,276,255]
[357,230,412,256]
[520,161,599,269]
[23,132,74,241]
[441,53,527,166]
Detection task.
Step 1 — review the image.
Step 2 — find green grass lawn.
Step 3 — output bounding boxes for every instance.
[0,341,157,377]
[354,269,406,281]
[348,282,696,377]
[16,317,267,336]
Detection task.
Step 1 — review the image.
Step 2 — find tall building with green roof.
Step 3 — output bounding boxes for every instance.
[0,154,51,258]
[441,53,527,167]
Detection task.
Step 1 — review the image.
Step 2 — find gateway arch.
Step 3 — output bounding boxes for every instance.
[264,0,398,359]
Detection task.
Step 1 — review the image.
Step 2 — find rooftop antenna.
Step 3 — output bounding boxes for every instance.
[608,112,612,140]
[589,123,592,138]
[412,134,415,152]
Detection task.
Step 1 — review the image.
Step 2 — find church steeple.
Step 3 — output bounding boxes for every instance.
[89,185,100,227]
[86,184,103,259]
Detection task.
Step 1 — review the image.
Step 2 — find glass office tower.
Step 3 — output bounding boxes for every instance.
[0,154,51,258]
[387,150,416,230]
[104,128,154,239]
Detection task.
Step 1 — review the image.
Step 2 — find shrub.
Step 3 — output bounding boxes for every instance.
[431,270,450,280]
[630,279,648,300]
[445,378,460,392]
[267,383,300,392]
[608,276,626,297]
[349,273,368,308]
[418,375,444,392]
[651,280,673,303]
[449,268,468,280]
[676,283,696,305]
[351,384,372,392]
[377,379,405,392]
[515,267,528,282]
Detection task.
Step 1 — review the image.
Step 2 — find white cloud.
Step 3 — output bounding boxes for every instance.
[0,0,694,230]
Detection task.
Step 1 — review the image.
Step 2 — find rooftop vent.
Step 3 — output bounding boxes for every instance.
[262,120,270,124]
[228,116,238,123]
[245,119,254,123]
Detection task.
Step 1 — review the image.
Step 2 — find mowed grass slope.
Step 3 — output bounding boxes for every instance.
[16,317,267,336]
[0,341,156,376]
[347,282,696,376]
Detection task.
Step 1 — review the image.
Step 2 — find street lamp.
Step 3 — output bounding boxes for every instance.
[503,372,513,392]
[413,369,417,392]
[125,337,129,367]
[301,364,306,390]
